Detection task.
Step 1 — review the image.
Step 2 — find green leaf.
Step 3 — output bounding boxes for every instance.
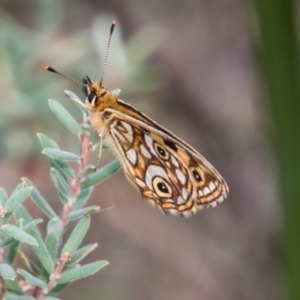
[61,215,90,255]
[81,160,121,189]
[37,134,76,179]
[4,241,20,265]
[79,164,97,177]
[42,148,80,162]
[4,293,34,300]
[0,263,16,280]
[48,99,80,134]
[17,268,47,288]
[4,187,32,213]
[64,90,87,114]
[67,243,98,266]
[37,133,60,149]
[1,219,43,247]
[45,218,62,261]
[50,159,76,179]
[5,280,24,295]
[57,260,109,284]
[2,225,38,246]
[14,204,33,224]
[31,229,55,274]
[22,178,58,219]
[49,168,72,204]
[0,187,8,205]
[73,187,93,210]
[67,206,100,222]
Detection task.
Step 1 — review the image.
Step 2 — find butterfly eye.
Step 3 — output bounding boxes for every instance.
[192,169,202,182]
[87,92,97,104]
[152,177,172,198]
[154,143,169,160]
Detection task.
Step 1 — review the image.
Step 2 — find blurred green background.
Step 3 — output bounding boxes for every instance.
[1,0,299,299]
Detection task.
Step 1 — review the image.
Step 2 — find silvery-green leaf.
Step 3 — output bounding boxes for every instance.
[2,225,38,246]
[22,178,57,219]
[57,260,109,284]
[1,219,43,248]
[48,99,80,134]
[4,187,32,213]
[17,268,47,288]
[67,243,98,266]
[81,160,121,189]
[67,206,100,222]
[50,168,72,204]
[61,215,90,255]
[37,133,60,149]
[0,263,16,280]
[42,148,80,162]
[31,229,55,274]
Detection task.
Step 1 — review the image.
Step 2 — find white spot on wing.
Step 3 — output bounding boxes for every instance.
[121,121,133,135]
[203,187,210,195]
[177,196,185,205]
[144,134,155,155]
[171,155,179,167]
[175,169,186,185]
[126,148,137,165]
[209,181,216,191]
[145,165,169,191]
[140,144,151,159]
[135,178,145,188]
[182,188,188,200]
[166,199,174,203]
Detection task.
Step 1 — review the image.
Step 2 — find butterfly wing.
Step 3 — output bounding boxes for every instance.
[103,106,229,217]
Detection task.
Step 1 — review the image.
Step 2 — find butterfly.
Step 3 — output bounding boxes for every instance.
[45,21,229,217]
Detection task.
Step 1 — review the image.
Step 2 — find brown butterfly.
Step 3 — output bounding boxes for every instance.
[45,21,229,217]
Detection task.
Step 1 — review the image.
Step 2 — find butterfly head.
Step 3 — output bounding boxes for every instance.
[81,77,117,110]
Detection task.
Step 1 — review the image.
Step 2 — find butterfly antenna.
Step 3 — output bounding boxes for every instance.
[100,20,116,86]
[44,66,87,87]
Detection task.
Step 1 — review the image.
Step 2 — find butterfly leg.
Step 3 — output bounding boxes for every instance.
[96,133,103,169]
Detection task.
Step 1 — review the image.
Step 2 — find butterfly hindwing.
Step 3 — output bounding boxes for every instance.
[107,111,228,217]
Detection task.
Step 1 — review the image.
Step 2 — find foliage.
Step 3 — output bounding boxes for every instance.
[0,92,121,299]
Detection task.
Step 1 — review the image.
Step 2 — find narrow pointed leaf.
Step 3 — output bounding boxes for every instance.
[57,260,109,284]
[4,241,20,265]
[67,206,100,222]
[4,187,32,213]
[37,133,60,149]
[43,148,80,162]
[81,160,121,189]
[22,178,57,219]
[5,280,24,295]
[2,225,38,246]
[17,269,47,288]
[50,159,76,179]
[50,168,72,204]
[14,204,34,224]
[73,187,93,210]
[1,219,43,247]
[0,263,16,280]
[64,90,87,114]
[31,229,55,274]
[67,243,98,266]
[61,215,90,255]
[48,99,80,134]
